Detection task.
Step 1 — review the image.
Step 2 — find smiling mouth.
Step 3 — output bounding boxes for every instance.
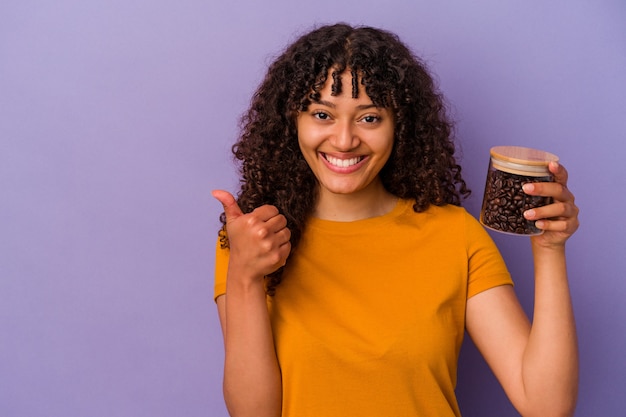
[322,153,364,168]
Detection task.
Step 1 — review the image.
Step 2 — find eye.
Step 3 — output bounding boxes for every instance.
[312,111,330,120]
[361,115,380,123]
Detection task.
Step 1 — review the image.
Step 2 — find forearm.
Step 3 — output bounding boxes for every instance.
[521,243,578,416]
[223,273,282,417]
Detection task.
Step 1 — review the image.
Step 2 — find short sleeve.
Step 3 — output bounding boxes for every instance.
[464,212,513,298]
[214,237,229,302]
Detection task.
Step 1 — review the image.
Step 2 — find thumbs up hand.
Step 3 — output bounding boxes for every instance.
[212,190,292,280]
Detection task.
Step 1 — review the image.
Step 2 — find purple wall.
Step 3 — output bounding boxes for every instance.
[1,1,624,416]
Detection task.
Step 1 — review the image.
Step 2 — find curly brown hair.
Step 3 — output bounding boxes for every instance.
[219,23,470,295]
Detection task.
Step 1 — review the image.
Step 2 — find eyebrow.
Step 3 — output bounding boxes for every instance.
[313,99,378,111]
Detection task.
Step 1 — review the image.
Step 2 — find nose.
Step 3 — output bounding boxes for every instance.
[330,120,359,151]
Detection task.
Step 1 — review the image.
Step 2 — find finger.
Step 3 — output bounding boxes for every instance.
[276,240,292,267]
[534,214,579,234]
[548,161,569,187]
[277,225,292,245]
[264,211,288,233]
[534,218,570,233]
[522,161,571,199]
[522,181,573,203]
[524,200,576,221]
[251,204,281,223]
[212,189,244,221]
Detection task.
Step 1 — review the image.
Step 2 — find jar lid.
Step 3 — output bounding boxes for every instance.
[489,146,559,176]
[490,146,559,166]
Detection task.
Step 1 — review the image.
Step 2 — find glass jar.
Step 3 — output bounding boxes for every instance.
[479,146,558,236]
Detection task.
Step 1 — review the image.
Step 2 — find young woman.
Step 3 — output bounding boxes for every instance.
[212,23,579,417]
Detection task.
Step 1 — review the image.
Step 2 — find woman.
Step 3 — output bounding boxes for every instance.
[212,23,579,417]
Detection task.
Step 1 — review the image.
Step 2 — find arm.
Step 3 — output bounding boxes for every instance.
[466,161,579,417]
[213,190,290,417]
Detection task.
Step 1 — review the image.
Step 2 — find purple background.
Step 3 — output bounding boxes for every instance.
[1,1,625,416]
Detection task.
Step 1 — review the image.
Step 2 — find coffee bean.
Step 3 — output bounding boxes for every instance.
[480,169,552,235]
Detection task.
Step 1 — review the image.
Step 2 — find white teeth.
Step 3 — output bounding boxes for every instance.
[325,155,361,167]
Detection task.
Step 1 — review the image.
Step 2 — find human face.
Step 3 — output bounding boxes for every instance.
[296,71,395,200]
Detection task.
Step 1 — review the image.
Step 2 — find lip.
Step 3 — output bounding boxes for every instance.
[320,152,367,173]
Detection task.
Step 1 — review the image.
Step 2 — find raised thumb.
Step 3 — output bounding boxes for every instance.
[212,189,244,221]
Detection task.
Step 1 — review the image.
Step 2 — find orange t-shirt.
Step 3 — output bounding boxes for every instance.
[214,199,512,416]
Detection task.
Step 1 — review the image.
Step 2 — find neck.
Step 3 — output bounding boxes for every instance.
[313,181,398,222]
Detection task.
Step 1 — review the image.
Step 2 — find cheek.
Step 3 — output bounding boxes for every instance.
[297,126,323,153]
[371,132,395,158]
[296,135,317,167]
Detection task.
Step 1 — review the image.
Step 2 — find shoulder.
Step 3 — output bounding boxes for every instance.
[397,200,492,245]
